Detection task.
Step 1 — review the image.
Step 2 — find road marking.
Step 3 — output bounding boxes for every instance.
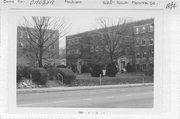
[82,98,92,101]
[106,96,114,99]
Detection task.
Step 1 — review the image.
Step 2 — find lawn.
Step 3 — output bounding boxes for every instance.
[70,72,153,86]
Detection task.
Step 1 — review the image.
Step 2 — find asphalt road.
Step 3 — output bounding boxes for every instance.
[17,85,153,108]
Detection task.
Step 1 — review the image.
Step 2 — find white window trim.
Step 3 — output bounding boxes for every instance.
[149,38,153,45]
[148,25,153,32]
[134,27,139,34]
[141,39,146,46]
[141,26,146,33]
[20,31,23,38]
[19,42,23,47]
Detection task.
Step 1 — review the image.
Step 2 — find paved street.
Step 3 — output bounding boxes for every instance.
[17,85,153,108]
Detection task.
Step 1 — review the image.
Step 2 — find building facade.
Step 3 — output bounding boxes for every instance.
[66,18,154,72]
[17,26,59,67]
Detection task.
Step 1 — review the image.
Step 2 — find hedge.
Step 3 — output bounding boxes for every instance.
[56,68,76,85]
[90,64,103,77]
[46,68,59,80]
[30,68,49,85]
[106,63,118,77]
[17,66,32,83]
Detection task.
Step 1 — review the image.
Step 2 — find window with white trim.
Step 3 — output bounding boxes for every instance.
[20,31,23,38]
[148,25,153,32]
[18,42,23,47]
[136,53,140,58]
[141,39,146,45]
[141,26,146,33]
[150,38,153,45]
[142,64,146,70]
[90,46,94,53]
[151,51,154,57]
[134,27,139,34]
[143,52,147,57]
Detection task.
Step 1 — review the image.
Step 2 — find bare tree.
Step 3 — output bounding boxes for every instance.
[59,47,66,59]
[20,16,68,67]
[94,17,133,63]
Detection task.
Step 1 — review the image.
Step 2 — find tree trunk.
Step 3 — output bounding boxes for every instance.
[110,53,114,63]
[39,59,43,67]
[38,46,43,67]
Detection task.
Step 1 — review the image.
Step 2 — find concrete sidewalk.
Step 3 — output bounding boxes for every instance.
[17,83,153,94]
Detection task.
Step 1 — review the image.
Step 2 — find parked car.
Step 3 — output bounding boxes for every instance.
[56,64,67,68]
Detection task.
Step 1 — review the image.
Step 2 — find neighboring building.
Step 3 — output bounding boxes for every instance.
[17,26,59,67]
[133,19,154,71]
[117,18,154,72]
[66,18,154,72]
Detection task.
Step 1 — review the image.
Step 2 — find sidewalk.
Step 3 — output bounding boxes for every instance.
[17,83,153,94]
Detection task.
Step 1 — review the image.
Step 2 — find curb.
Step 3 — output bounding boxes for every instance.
[17,83,153,94]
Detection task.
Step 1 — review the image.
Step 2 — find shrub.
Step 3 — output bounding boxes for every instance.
[144,65,154,76]
[126,63,132,72]
[17,66,23,83]
[46,68,59,80]
[56,68,76,85]
[30,68,49,85]
[106,63,118,77]
[17,65,32,83]
[81,64,88,73]
[90,64,103,77]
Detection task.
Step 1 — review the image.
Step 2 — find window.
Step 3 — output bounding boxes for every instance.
[23,32,27,38]
[136,53,140,58]
[23,32,30,38]
[143,52,147,57]
[142,39,146,45]
[135,38,140,45]
[72,38,80,45]
[150,38,153,45]
[150,63,153,68]
[151,51,154,57]
[18,42,23,47]
[134,27,139,34]
[95,45,100,52]
[136,64,140,70]
[17,31,21,38]
[27,33,30,38]
[142,64,146,70]
[148,25,153,32]
[90,46,94,53]
[18,31,23,38]
[141,26,146,33]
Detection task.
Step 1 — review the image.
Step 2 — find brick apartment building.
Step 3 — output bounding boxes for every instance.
[66,18,154,72]
[17,26,59,67]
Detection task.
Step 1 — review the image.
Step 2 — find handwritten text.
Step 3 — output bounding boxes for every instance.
[166,2,177,9]
[30,0,54,5]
